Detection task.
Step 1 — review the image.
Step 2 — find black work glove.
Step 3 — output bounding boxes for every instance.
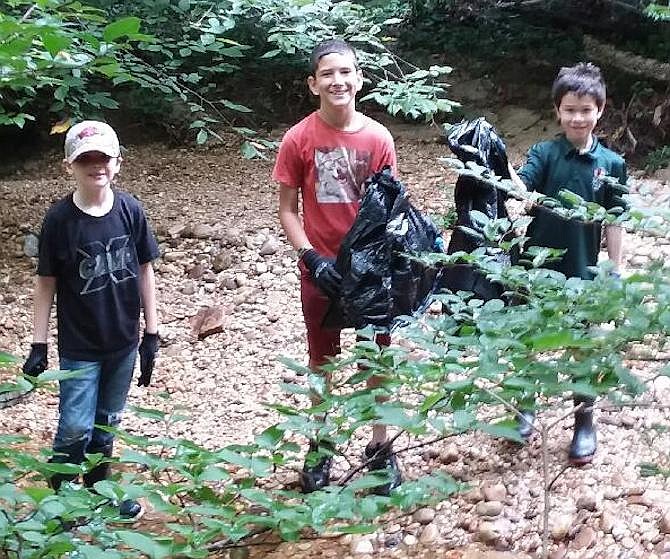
[301,249,342,299]
[137,332,159,387]
[23,343,47,377]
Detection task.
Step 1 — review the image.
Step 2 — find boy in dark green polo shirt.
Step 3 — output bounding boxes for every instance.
[510,62,626,465]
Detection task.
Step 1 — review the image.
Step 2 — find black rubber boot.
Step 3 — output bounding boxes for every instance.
[48,441,86,490]
[516,409,536,440]
[83,444,113,488]
[83,443,143,520]
[301,441,333,493]
[364,442,402,496]
[568,396,597,465]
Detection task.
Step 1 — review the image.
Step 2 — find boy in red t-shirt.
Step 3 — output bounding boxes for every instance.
[273,39,400,494]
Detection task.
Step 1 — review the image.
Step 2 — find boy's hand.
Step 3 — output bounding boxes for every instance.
[137,332,159,387]
[302,249,342,299]
[23,343,47,377]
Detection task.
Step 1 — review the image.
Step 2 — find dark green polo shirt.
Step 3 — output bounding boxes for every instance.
[519,134,627,279]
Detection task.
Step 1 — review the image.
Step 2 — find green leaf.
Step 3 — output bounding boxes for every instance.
[196,129,208,144]
[0,352,18,364]
[477,420,525,443]
[41,32,71,57]
[116,531,171,559]
[241,141,260,159]
[103,17,141,42]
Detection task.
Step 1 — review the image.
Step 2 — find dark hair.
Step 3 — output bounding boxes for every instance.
[309,39,358,75]
[551,62,606,108]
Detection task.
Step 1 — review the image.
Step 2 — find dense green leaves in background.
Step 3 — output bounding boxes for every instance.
[0,0,457,154]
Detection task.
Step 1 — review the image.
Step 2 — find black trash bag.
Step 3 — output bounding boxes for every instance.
[323,167,440,331]
[440,117,516,300]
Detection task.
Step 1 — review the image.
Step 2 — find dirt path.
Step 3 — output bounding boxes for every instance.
[1,111,670,559]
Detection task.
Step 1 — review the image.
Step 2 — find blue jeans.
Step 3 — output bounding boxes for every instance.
[53,349,136,465]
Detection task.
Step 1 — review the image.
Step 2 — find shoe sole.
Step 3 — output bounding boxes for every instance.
[568,454,594,466]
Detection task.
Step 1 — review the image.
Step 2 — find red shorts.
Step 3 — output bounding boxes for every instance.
[300,271,390,367]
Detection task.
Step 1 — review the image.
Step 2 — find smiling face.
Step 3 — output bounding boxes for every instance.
[555,92,603,150]
[307,51,363,112]
[66,151,121,191]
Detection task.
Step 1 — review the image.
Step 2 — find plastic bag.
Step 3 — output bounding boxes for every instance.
[441,117,515,299]
[323,168,440,331]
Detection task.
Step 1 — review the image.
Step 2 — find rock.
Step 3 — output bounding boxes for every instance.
[412,507,436,525]
[164,251,186,262]
[476,501,503,517]
[600,510,615,533]
[192,223,214,239]
[577,492,598,512]
[167,222,187,238]
[403,534,417,546]
[187,263,206,279]
[477,521,500,544]
[212,252,233,272]
[550,513,573,541]
[235,273,248,287]
[482,482,507,502]
[350,536,374,554]
[181,281,196,295]
[189,306,230,339]
[229,548,249,559]
[439,444,460,464]
[660,510,670,534]
[220,275,237,290]
[259,236,280,256]
[463,487,485,503]
[419,523,440,544]
[256,262,268,274]
[573,525,597,550]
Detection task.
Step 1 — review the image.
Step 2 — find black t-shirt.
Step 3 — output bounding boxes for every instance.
[37,190,160,360]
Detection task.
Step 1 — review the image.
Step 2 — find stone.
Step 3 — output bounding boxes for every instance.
[412,507,436,525]
[550,513,573,541]
[419,523,440,544]
[482,482,507,502]
[189,306,230,339]
[187,263,206,279]
[439,444,460,464]
[476,500,503,517]
[181,281,196,295]
[463,487,485,503]
[660,510,670,534]
[403,534,417,546]
[259,236,280,256]
[192,223,214,239]
[573,526,597,550]
[212,252,233,272]
[577,492,598,512]
[164,251,186,262]
[477,521,500,544]
[167,222,187,238]
[600,510,615,533]
[350,537,373,554]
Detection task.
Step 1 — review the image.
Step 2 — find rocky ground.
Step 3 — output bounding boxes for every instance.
[1,101,670,559]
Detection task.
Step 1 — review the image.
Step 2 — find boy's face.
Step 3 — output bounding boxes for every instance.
[65,151,121,190]
[555,92,603,148]
[307,51,363,111]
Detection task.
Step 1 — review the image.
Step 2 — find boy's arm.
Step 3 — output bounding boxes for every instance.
[279,183,311,251]
[605,225,623,272]
[32,276,56,342]
[139,262,158,334]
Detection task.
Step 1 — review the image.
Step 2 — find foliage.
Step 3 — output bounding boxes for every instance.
[0,0,457,152]
[4,167,670,555]
[644,145,670,172]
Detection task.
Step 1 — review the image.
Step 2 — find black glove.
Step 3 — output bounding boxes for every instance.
[23,343,47,377]
[301,249,342,299]
[137,332,159,387]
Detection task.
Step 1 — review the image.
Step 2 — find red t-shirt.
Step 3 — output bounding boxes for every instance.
[273,111,397,258]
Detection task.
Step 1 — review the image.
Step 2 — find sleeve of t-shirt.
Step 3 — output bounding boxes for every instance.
[517,143,546,192]
[132,200,160,264]
[36,210,58,277]
[604,158,629,211]
[379,131,398,176]
[272,131,303,188]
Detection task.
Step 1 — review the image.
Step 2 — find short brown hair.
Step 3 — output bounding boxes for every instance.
[309,39,358,75]
[551,62,606,109]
